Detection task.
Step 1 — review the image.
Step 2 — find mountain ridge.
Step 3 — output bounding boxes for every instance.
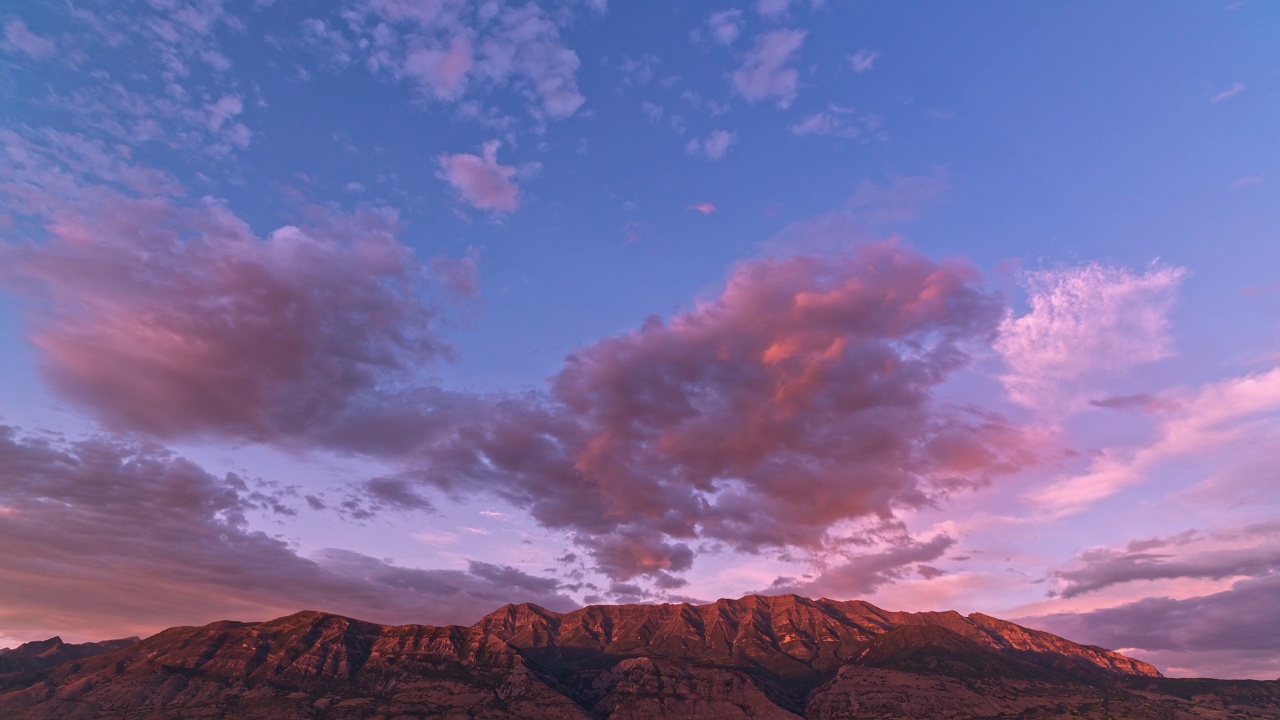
[2,594,1276,719]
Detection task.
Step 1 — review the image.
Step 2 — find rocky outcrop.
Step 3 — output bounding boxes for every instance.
[0,595,1273,719]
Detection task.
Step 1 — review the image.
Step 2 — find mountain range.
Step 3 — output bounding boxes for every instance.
[1,594,1276,719]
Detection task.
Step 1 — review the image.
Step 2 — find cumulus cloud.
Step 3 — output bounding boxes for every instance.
[333,0,587,119]
[438,140,522,212]
[685,129,738,160]
[757,0,792,17]
[731,30,806,107]
[381,242,1027,580]
[996,262,1187,408]
[0,427,575,642]
[689,202,717,215]
[0,130,462,442]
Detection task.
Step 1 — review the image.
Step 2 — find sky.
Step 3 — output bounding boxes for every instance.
[0,0,1278,681]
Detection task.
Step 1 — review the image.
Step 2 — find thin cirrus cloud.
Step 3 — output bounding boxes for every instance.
[0,426,575,640]
[438,140,523,212]
[1,18,57,59]
[996,262,1187,409]
[685,129,739,160]
[1030,366,1280,514]
[731,29,806,108]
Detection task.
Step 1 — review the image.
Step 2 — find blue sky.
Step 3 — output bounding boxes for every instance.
[1,0,1278,679]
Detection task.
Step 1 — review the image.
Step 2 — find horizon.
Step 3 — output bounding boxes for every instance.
[1,0,1277,682]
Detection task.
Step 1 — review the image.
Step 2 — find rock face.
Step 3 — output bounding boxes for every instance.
[1,594,1276,719]
[0,636,139,675]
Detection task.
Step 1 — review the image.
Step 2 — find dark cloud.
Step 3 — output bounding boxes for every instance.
[1088,393,1160,411]
[0,427,574,642]
[767,533,955,597]
[1027,574,1280,679]
[1053,526,1280,598]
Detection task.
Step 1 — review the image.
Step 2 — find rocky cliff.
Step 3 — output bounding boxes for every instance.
[1,594,1275,719]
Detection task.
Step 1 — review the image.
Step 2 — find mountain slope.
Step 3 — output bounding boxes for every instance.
[0,595,1275,720]
[0,636,139,675]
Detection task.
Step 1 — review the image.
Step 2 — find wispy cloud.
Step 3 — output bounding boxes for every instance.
[1210,82,1245,103]
[848,49,879,73]
[689,202,717,215]
[1,18,57,59]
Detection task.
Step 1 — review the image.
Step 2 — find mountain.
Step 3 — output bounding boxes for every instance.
[0,636,139,675]
[0,594,1276,719]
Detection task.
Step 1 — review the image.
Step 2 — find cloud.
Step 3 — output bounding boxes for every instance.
[791,109,861,139]
[996,262,1187,408]
[769,534,956,596]
[731,30,806,108]
[1027,573,1280,679]
[1210,82,1245,103]
[706,10,744,45]
[438,140,522,212]
[1088,393,1161,411]
[1052,525,1280,598]
[382,241,1027,580]
[1031,367,1280,514]
[336,0,587,119]
[685,129,738,160]
[0,131,461,442]
[757,0,792,17]
[689,202,717,215]
[1230,175,1263,190]
[2,18,57,59]
[848,49,878,73]
[0,427,575,642]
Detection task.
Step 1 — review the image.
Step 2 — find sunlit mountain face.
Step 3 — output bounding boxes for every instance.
[0,0,1277,685]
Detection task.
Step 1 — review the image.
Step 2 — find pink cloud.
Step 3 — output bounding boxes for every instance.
[689,202,717,215]
[685,129,738,160]
[438,140,521,212]
[0,132,463,441]
[388,241,1029,580]
[731,30,806,107]
[403,37,474,101]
